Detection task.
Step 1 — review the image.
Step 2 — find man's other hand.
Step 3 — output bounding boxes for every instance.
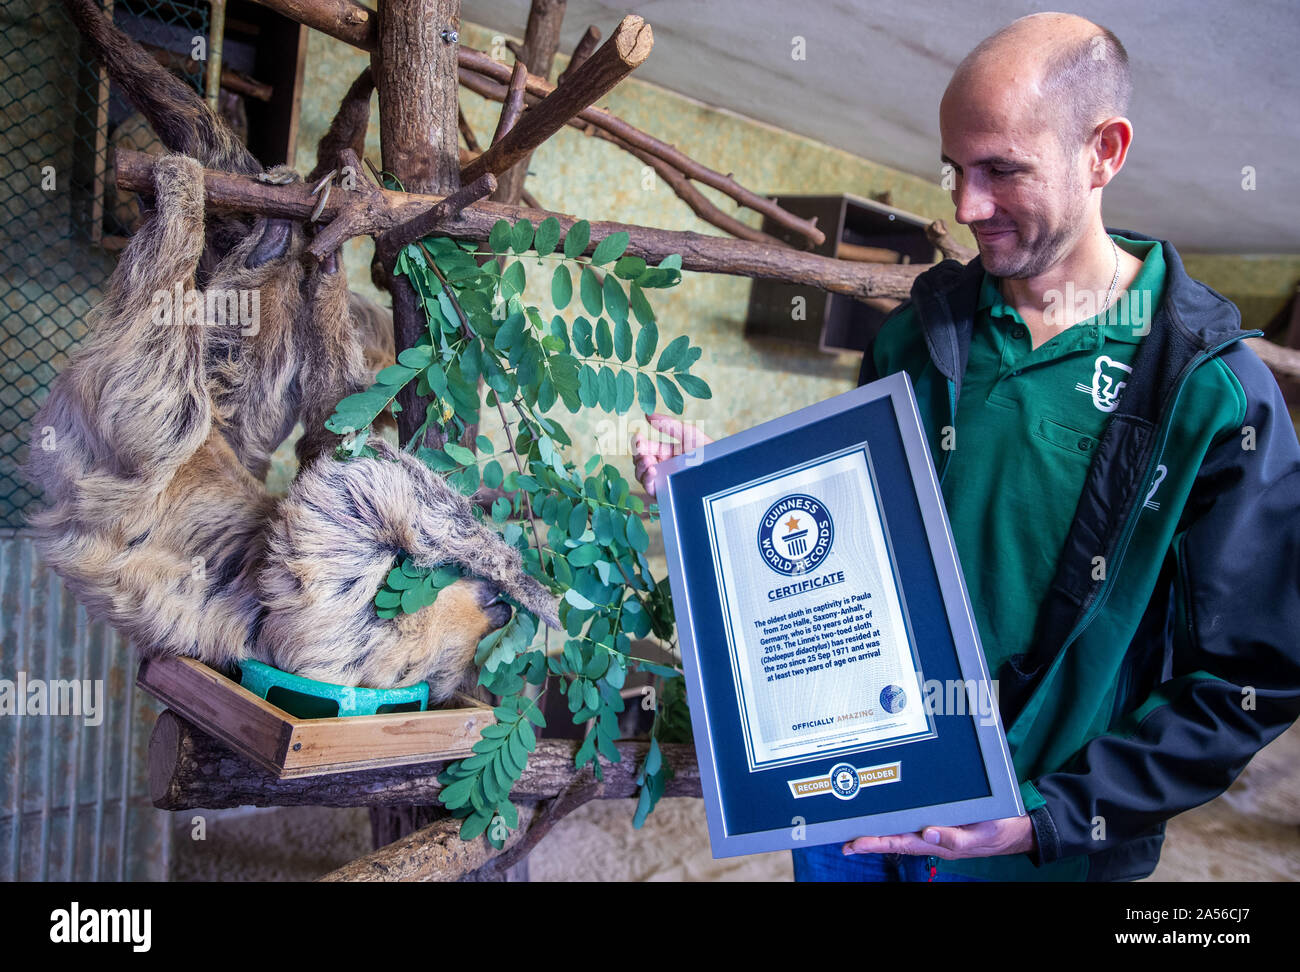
[842,814,1034,860]
[632,413,714,497]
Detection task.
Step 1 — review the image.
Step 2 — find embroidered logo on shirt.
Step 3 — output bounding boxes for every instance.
[1075,354,1133,412]
[1143,464,1168,511]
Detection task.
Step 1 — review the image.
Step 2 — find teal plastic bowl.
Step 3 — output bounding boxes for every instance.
[237,659,429,719]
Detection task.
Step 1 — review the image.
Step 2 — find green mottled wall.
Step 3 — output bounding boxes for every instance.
[290,20,1300,486]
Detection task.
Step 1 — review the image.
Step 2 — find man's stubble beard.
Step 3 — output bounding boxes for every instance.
[983,161,1088,281]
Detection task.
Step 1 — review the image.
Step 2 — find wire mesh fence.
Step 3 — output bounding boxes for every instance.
[0,0,208,528]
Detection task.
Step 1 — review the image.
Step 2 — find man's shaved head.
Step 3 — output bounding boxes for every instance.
[940,12,1135,280]
[951,12,1131,156]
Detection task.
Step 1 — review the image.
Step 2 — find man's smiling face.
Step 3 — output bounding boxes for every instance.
[939,75,1091,280]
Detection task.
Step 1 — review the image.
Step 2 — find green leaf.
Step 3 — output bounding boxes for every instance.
[634,317,658,367]
[501,261,526,298]
[602,275,628,327]
[568,544,600,567]
[439,774,476,809]
[475,434,495,454]
[578,364,598,408]
[615,370,635,414]
[498,799,520,830]
[579,267,603,316]
[551,264,572,309]
[657,374,685,414]
[572,317,595,357]
[483,459,504,490]
[568,502,588,539]
[563,219,590,259]
[629,283,655,326]
[564,588,596,610]
[626,514,650,552]
[459,807,494,841]
[509,218,535,254]
[597,366,617,412]
[675,373,712,399]
[613,317,632,362]
[614,255,647,280]
[590,231,629,266]
[636,371,656,414]
[488,219,512,254]
[534,216,561,256]
[595,317,613,358]
[444,442,476,465]
[657,334,690,372]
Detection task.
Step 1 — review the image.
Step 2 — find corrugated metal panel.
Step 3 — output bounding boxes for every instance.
[0,531,171,880]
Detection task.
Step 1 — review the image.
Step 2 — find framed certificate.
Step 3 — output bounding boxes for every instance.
[655,371,1023,858]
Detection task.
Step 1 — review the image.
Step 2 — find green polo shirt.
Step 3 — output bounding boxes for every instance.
[940,235,1167,680]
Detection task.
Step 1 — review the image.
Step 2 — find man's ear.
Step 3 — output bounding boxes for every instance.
[1090,116,1133,189]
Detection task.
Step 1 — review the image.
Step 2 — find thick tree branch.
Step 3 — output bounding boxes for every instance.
[148,709,702,809]
[319,804,539,881]
[116,149,926,300]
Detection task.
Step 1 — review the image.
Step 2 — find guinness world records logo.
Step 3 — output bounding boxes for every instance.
[758,494,834,575]
[828,762,861,800]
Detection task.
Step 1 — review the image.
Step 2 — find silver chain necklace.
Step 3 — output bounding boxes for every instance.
[1101,234,1120,319]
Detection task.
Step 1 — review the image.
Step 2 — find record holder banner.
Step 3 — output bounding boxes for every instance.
[656,372,1023,858]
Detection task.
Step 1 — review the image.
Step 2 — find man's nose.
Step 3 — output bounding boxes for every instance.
[952,176,996,225]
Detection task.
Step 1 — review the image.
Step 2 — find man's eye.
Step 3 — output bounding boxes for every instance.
[990,168,1015,177]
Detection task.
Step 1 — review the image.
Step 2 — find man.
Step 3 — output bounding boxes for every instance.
[632,12,1300,881]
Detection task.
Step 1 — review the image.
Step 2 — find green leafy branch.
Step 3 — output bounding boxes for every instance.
[324,216,706,844]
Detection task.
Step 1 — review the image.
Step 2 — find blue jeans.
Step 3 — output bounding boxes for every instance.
[792,843,988,881]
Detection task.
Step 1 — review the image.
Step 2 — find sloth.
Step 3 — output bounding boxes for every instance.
[25,1,561,698]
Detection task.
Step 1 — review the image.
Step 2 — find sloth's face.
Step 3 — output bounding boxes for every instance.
[378,577,513,691]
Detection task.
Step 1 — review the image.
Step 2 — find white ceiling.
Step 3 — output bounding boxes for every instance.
[464,0,1300,253]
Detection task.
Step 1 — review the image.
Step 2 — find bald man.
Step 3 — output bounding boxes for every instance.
[634,12,1300,882]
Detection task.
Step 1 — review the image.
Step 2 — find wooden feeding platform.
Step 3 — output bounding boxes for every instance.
[136,655,495,779]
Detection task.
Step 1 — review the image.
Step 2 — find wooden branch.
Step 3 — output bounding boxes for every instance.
[307,66,373,183]
[926,218,977,263]
[457,47,824,246]
[143,42,273,101]
[320,804,539,881]
[557,25,601,85]
[375,170,497,256]
[460,15,653,186]
[115,150,925,300]
[459,70,786,247]
[837,242,904,264]
[148,710,701,809]
[251,0,376,50]
[494,0,568,205]
[488,60,529,147]
[468,778,600,881]
[457,106,481,153]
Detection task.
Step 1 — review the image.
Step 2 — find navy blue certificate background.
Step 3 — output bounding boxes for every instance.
[671,394,993,837]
